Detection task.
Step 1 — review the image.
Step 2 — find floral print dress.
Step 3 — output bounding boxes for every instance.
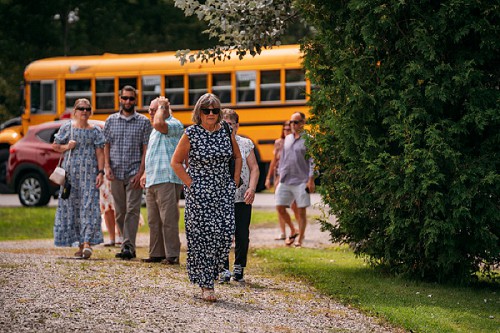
[53,122,105,247]
[184,124,236,289]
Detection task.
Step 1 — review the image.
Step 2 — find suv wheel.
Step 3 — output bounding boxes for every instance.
[17,172,51,207]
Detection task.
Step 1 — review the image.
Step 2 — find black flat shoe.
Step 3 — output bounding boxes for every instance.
[141,256,166,263]
[115,250,135,259]
[121,249,136,260]
[162,257,180,265]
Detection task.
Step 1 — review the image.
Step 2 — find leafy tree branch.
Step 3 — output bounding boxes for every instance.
[174,0,298,63]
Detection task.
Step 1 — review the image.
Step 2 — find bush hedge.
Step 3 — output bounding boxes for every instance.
[298,0,499,283]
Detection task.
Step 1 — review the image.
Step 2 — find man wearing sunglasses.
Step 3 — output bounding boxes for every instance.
[104,85,152,260]
[275,112,315,248]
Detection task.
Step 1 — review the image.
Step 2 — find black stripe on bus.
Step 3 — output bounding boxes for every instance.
[257,139,277,145]
[95,102,306,114]
[163,102,306,112]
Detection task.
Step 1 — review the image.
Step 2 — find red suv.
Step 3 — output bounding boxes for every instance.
[7,120,104,206]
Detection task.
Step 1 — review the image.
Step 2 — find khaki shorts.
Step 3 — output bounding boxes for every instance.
[275,182,310,208]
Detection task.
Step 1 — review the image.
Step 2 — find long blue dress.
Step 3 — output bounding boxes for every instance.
[184,124,236,289]
[53,121,105,247]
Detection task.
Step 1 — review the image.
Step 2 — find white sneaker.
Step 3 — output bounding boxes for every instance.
[218,269,231,284]
[82,247,92,259]
[232,264,245,282]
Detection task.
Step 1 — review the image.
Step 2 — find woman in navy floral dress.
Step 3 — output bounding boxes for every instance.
[52,98,105,259]
[171,93,242,302]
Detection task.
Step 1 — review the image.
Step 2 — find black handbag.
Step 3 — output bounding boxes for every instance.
[222,121,242,187]
[61,176,71,199]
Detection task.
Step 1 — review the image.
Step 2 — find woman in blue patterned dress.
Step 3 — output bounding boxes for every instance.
[52,98,105,259]
[171,93,242,302]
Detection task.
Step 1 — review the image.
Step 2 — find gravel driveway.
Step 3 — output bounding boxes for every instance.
[0,215,403,332]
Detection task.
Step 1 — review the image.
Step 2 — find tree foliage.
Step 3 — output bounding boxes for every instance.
[173,0,300,63]
[298,0,499,283]
[0,0,212,122]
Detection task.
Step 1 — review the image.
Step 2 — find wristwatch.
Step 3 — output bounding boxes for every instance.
[98,169,105,175]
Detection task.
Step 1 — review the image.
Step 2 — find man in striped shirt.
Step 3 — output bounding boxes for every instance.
[140,96,184,265]
[104,85,152,260]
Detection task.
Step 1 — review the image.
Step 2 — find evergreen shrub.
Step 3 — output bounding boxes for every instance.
[298,0,499,283]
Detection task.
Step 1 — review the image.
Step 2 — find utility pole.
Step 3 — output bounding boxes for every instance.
[53,7,79,56]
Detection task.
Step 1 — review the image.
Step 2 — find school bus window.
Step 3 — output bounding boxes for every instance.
[65,79,91,111]
[119,78,138,94]
[30,82,41,113]
[142,76,161,107]
[189,74,207,105]
[165,75,184,106]
[96,78,114,110]
[30,81,56,114]
[285,69,306,101]
[260,70,281,102]
[236,71,256,103]
[212,73,231,104]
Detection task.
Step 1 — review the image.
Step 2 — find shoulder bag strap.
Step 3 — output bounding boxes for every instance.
[56,154,63,167]
[58,121,73,168]
[68,121,73,161]
[66,121,73,175]
[222,121,235,157]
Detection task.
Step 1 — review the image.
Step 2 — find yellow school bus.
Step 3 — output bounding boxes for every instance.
[4,44,310,188]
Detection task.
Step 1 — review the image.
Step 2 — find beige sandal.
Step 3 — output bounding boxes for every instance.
[274,233,286,240]
[201,288,217,302]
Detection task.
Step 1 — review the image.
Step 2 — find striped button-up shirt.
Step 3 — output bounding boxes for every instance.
[104,111,152,180]
[144,115,184,187]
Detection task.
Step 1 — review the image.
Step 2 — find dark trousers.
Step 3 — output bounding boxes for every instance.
[225,202,252,269]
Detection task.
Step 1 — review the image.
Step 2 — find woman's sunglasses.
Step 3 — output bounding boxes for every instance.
[201,108,221,115]
[76,107,91,112]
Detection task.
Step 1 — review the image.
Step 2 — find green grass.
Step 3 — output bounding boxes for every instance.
[1,206,498,332]
[0,207,151,241]
[0,206,278,241]
[254,247,500,333]
[0,207,58,240]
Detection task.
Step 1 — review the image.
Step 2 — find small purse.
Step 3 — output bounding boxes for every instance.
[49,160,66,186]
